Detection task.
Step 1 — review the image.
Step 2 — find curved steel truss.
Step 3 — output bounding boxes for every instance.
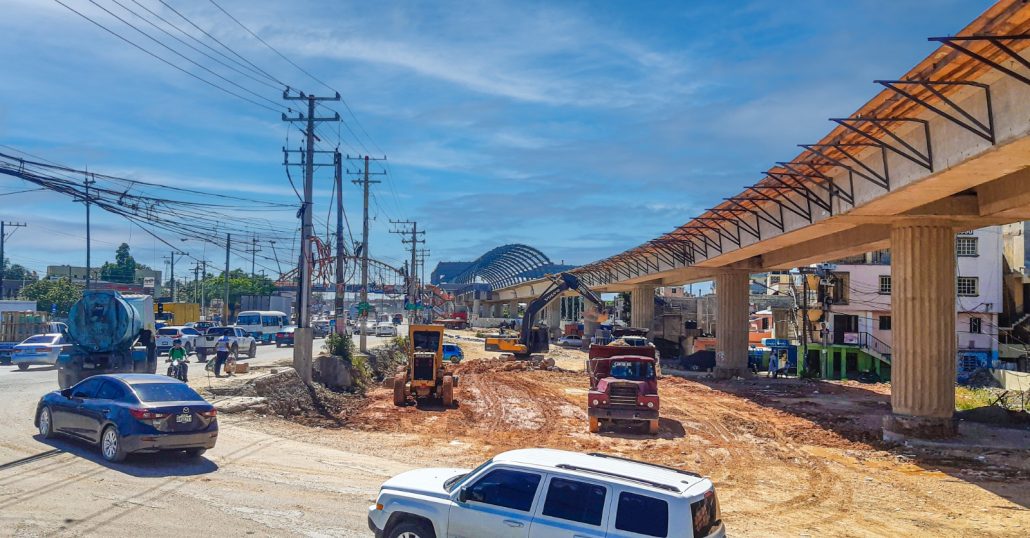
[451,244,565,290]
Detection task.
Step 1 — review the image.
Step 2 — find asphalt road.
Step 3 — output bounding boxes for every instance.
[0,331,412,537]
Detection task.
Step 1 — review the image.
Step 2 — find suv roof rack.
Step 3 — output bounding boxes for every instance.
[555,464,682,493]
[587,452,702,478]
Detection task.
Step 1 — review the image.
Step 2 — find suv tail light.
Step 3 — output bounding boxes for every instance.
[130,408,170,421]
[691,489,721,537]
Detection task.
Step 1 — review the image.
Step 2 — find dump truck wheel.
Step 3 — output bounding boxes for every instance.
[648,419,659,435]
[441,375,454,407]
[393,374,407,406]
[589,417,600,433]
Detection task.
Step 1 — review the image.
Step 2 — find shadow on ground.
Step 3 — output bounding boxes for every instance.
[31,434,218,478]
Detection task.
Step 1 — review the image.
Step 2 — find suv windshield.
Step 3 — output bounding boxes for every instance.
[444,458,493,492]
[610,360,656,381]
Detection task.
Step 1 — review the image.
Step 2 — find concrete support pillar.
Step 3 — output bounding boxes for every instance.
[545,300,561,339]
[508,300,519,318]
[630,284,657,330]
[582,305,600,350]
[884,221,957,439]
[714,270,750,379]
[472,298,481,319]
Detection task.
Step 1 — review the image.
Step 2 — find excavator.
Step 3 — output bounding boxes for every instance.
[484,272,603,360]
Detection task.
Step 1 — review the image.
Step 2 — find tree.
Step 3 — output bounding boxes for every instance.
[177,270,276,314]
[100,243,150,283]
[1,258,38,282]
[18,278,83,317]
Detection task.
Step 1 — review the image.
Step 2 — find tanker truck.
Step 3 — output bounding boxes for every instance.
[56,291,158,389]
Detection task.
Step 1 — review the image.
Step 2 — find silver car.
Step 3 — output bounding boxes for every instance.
[375,322,398,337]
[12,334,68,370]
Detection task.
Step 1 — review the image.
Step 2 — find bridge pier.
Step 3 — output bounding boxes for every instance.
[714,270,751,379]
[630,284,656,331]
[508,300,519,318]
[545,300,561,338]
[472,298,481,319]
[883,220,958,439]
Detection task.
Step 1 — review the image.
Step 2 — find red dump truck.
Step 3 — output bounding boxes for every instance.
[587,344,660,434]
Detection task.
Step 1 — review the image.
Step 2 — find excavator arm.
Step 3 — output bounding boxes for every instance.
[519,273,602,347]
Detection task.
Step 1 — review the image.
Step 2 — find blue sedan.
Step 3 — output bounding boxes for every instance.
[442,343,464,364]
[35,374,218,462]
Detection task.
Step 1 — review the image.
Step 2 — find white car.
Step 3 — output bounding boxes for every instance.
[11,334,69,370]
[155,326,202,355]
[557,335,584,347]
[375,323,398,337]
[368,448,724,538]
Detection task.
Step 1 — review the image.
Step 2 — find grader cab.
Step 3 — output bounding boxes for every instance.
[393,324,457,407]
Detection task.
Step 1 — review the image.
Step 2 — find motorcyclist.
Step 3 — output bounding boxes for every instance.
[167,339,189,382]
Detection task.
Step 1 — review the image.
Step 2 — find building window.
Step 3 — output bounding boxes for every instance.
[956,237,978,257]
[878,275,891,295]
[879,315,891,331]
[957,277,978,297]
[969,317,982,334]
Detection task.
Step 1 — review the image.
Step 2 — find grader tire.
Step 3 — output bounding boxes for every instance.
[441,375,454,407]
[393,374,407,406]
[589,416,600,433]
[648,419,660,435]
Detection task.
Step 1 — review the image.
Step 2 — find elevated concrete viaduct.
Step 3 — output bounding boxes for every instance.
[488,2,1030,439]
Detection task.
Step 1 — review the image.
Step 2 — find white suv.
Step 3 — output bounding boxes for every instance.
[368,448,724,538]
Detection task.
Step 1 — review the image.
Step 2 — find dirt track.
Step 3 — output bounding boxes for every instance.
[337,337,1030,537]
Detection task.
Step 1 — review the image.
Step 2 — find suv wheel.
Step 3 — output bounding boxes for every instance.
[389,520,434,538]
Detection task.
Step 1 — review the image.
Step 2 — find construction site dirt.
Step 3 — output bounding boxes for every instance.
[230,338,1030,537]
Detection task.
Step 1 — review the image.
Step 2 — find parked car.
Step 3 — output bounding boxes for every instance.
[375,322,398,337]
[557,335,583,347]
[275,326,296,347]
[368,448,724,538]
[312,319,330,338]
[155,326,202,355]
[34,374,218,462]
[194,327,257,362]
[442,343,464,364]
[11,333,68,370]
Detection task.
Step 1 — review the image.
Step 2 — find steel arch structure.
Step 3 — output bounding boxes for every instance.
[451,244,563,290]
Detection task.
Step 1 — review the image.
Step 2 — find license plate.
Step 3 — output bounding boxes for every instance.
[176,413,193,424]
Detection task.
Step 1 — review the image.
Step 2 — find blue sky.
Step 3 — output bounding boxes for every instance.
[0,0,995,284]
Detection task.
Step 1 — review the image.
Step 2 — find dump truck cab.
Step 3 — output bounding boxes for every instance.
[394,325,457,407]
[587,344,660,434]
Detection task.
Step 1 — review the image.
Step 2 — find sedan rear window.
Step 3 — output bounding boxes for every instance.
[132,383,204,403]
[158,328,180,336]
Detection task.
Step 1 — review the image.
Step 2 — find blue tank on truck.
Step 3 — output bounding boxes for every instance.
[56,290,157,389]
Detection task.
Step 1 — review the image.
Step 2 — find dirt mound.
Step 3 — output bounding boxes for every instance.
[957,405,1030,428]
[232,368,365,427]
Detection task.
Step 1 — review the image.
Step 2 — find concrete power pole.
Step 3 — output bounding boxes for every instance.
[83,173,95,290]
[390,220,424,322]
[283,90,340,383]
[223,234,231,324]
[163,251,187,302]
[0,221,26,299]
[334,151,347,335]
[418,248,431,321]
[348,155,384,353]
[244,236,262,279]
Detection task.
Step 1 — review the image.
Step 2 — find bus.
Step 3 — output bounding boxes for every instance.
[235,310,290,344]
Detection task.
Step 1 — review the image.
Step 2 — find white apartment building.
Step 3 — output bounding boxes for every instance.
[825,226,1002,380]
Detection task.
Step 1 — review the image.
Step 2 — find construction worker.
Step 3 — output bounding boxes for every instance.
[768,350,780,379]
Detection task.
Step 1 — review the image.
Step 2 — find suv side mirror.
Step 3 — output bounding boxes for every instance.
[457,487,470,503]
[60,388,72,398]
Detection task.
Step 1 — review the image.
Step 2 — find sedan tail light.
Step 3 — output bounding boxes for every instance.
[34,347,52,353]
[199,409,217,418]
[130,408,170,420]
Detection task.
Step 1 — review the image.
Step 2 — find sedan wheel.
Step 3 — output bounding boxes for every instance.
[38,407,54,439]
[101,426,127,462]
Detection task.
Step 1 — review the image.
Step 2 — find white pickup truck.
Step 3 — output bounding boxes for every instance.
[194,326,257,362]
[368,448,724,538]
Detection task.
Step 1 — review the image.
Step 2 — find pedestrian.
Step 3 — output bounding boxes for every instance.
[167,339,189,382]
[768,349,780,378]
[214,333,232,377]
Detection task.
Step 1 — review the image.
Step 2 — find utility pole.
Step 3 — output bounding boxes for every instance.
[83,173,95,290]
[418,248,431,322]
[243,235,262,279]
[163,251,187,302]
[192,261,200,304]
[334,151,347,335]
[0,221,26,299]
[201,260,207,319]
[224,234,231,324]
[283,89,340,382]
[348,155,385,352]
[390,220,424,321]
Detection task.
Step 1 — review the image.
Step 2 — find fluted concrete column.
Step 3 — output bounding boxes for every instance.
[714,270,750,379]
[545,300,561,338]
[508,300,519,318]
[630,284,657,330]
[472,298,481,319]
[884,220,957,439]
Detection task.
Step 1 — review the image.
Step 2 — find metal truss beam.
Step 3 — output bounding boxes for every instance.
[928,35,1030,87]
[875,80,995,143]
[831,117,933,171]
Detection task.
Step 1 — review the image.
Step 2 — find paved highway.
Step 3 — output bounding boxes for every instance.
[0,331,412,537]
